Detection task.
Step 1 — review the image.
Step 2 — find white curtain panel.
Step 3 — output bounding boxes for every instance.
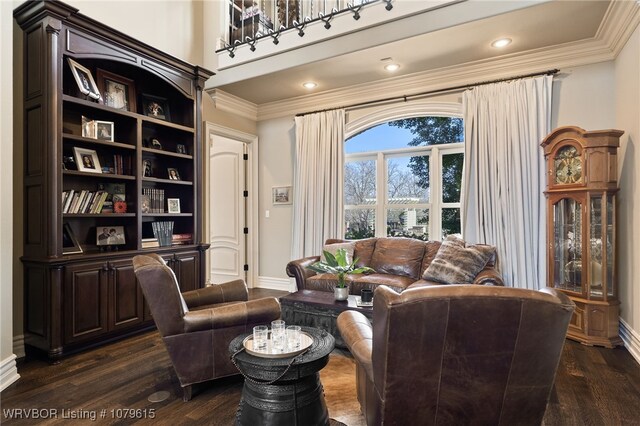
[462,75,552,289]
[291,109,345,259]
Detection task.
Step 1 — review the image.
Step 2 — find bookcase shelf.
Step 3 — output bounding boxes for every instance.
[63,170,137,180]
[63,133,136,150]
[16,0,213,362]
[142,177,193,185]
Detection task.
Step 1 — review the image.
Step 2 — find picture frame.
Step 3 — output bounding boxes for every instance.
[73,147,102,174]
[96,226,126,246]
[167,198,181,214]
[95,120,114,142]
[81,115,96,139]
[167,168,181,180]
[151,138,163,150]
[142,94,171,121]
[62,223,83,254]
[142,159,153,177]
[140,194,150,213]
[67,58,101,101]
[96,69,136,112]
[272,186,292,205]
[176,144,187,155]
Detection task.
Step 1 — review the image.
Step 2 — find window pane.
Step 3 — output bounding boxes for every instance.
[442,208,461,237]
[344,160,376,205]
[345,209,375,239]
[387,156,429,203]
[387,208,429,240]
[442,153,463,203]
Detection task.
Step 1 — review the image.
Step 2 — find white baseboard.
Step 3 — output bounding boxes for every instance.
[0,354,20,392]
[620,318,640,365]
[256,276,294,292]
[13,335,25,359]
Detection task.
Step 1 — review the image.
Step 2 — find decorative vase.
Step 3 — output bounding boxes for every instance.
[334,286,349,301]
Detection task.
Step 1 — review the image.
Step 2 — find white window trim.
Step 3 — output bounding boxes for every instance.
[344,101,463,240]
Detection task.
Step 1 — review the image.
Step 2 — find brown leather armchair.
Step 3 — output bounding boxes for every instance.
[337,285,574,425]
[132,254,281,401]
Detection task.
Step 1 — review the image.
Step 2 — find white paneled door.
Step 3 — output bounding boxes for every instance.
[210,135,246,284]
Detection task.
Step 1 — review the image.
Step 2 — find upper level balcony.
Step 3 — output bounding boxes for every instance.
[209,0,550,89]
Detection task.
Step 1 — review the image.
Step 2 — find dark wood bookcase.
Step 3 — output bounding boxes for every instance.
[14,0,213,361]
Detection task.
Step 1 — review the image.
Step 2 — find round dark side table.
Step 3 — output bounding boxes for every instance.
[229,326,335,426]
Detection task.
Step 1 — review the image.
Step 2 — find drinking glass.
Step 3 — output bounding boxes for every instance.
[253,325,268,351]
[271,320,286,351]
[287,325,302,350]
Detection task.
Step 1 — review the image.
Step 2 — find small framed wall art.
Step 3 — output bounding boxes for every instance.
[272,186,292,205]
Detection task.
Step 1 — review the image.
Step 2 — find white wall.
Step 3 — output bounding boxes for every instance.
[615,25,640,359]
[65,0,204,66]
[551,61,616,129]
[257,116,295,279]
[1,0,19,391]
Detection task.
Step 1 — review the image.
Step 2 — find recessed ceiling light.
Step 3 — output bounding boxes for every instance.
[384,63,400,72]
[491,38,512,48]
[302,82,317,89]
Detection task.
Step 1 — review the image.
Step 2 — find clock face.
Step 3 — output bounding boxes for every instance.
[554,146,583,184]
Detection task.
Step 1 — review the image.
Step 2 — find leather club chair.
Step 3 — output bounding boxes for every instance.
[132,254,281,401]
[337,285,575,425]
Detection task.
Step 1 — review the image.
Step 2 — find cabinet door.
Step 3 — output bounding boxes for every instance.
[64,262,109,344]
[174,251,201,292]
[108,259,144,330]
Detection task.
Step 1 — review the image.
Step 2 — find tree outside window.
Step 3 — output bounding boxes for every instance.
[344,116,463,241]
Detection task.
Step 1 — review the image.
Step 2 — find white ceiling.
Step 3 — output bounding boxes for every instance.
[215,0,611,105]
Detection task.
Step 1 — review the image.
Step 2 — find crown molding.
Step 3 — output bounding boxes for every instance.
[206,88,258,121]
[256,1,640,121]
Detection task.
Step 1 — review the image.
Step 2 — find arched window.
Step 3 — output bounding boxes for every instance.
[344,105,463,241]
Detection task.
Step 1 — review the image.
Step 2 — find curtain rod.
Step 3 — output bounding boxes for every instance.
[294,69,559,117]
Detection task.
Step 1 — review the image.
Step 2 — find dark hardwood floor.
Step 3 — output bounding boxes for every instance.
[2,288,639,425]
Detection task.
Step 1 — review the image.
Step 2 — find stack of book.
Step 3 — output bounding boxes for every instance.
[142,188,165,213]
[141,237,159,249]
[62,190,109,214]
[172,233,192,245]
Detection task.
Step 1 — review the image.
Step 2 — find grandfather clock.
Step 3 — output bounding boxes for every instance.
[541,126,623,347]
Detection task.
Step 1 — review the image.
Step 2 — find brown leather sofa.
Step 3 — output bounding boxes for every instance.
[286,237,503,294]
[337,285,575,425]
[132,254,281,401]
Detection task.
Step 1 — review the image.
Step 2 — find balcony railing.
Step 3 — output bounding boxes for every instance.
[221,0,390,56]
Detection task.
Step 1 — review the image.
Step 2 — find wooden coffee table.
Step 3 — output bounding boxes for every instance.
[280,289,373,348]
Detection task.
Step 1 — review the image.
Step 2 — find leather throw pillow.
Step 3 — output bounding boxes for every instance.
[322,241,356,264]
[423,235,495,284]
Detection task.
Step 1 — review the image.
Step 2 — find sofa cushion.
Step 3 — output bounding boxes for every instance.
[322,241,356,264]
[306,273,357,292]
[370,237,426,280]
[420,240,442,277]
[351,274,415,294]
[353,238,377,268]
[423,235,496,284]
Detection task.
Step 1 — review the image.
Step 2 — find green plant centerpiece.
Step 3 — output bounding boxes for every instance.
[307,248,374,301]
